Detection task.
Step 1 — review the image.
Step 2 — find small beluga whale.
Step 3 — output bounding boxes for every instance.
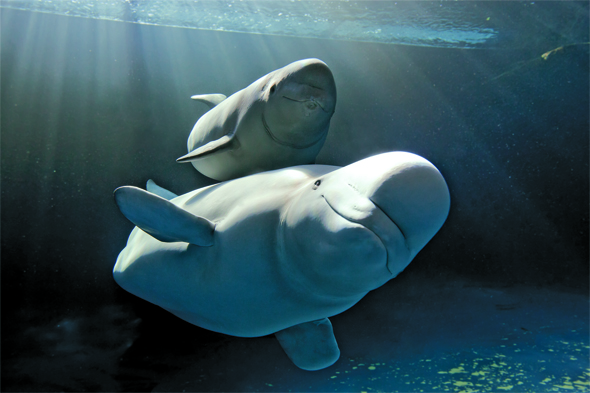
[113,152,450,370]
[177,58,337,181]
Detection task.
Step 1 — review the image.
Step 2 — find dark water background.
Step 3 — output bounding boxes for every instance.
[2,4,588,392]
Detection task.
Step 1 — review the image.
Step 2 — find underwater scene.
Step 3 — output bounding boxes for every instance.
[1,1,588,392]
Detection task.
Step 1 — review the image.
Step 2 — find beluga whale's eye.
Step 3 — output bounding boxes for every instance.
[270,85,276,94]
[314,180,322,188]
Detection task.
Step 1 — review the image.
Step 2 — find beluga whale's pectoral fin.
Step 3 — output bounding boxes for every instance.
[275,318,340,371]
[114,186,215,246]
[146,179,178,201]
[191,94,227,109]
[176,134,239,163]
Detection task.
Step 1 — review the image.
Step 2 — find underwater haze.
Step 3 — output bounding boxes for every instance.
[2,1,589,392]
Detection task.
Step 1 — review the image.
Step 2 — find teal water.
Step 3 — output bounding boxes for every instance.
[2,3,588,392]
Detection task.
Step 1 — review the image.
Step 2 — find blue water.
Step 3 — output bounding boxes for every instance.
[1,2,588,391]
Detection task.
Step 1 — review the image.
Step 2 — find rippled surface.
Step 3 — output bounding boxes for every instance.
[1,0,586,49]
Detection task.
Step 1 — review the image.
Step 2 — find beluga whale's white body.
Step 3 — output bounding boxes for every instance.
[177,58,337,181]
[113,152,450,370]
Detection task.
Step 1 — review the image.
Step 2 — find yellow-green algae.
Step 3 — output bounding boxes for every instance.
[255,330,588,392]
[305,338,589,393]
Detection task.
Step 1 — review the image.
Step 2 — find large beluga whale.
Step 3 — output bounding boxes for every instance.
[113,152,450,370]
[176,58,337,181]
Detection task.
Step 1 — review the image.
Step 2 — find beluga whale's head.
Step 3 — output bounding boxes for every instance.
[260,58,337,149]
[279,152,450,298]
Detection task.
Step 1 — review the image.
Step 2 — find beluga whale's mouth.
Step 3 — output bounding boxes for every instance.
[315,152,450,278]
[320,190,411,277]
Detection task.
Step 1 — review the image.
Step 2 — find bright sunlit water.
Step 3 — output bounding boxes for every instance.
[2,0,587,49]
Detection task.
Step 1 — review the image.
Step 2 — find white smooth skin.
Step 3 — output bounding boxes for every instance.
[179,58,337,181]
[114,152,450,338]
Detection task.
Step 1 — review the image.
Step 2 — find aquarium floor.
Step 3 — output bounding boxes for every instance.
[4,273,588,392]
[147,274,589,393]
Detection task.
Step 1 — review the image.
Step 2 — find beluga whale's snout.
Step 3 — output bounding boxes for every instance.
[322,152,450,276]
[263,58,336,149]
[279,58,337,115]
[282,152,450,295]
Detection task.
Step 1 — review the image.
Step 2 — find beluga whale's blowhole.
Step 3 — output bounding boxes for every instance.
[113,152,450,371]
[177,58,337,181]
